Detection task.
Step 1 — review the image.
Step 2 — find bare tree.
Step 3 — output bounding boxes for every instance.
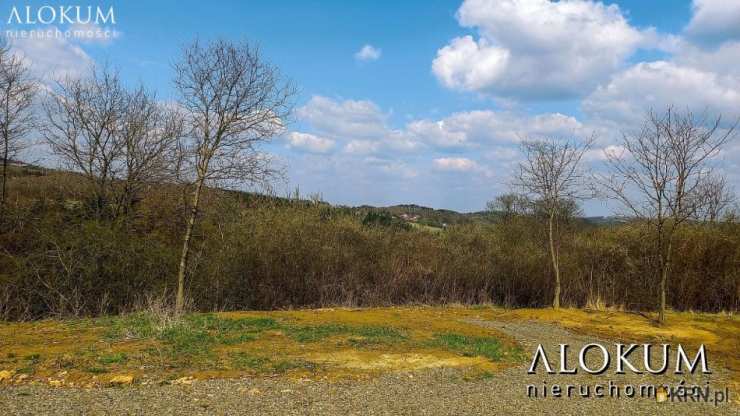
[115,86,183,216]
[601,107,736,322]
[43,66,127,217]
[172,39,294,313]
[695,174,735,223]
[0,38,36,213]
[43,66,179,218]
[516,137,592,309]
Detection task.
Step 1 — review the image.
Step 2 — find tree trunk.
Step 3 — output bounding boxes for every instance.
[658,240,672,323]
[176,177,205,314]
[548,210,560,309]
[1,142,8,210]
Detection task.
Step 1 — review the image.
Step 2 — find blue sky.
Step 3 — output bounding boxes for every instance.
[5,0,740,214]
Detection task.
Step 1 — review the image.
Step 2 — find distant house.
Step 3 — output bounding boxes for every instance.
[399,213,420,222]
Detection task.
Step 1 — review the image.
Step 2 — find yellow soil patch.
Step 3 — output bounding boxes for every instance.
[485,307,740,394]
[0,306,736,389]
[0,307,516,386]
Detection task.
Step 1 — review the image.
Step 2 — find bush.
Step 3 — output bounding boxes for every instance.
[0,172,737,320]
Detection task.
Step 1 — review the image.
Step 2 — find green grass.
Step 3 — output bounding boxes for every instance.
[93,312,521,375]
[228,352,318,374]
[409,222,444,233]
[85,366,109,374]
[431,333,506,361]
[98,352,128,365]
[229,352,270,370]
[284,323,407,344]
[100,313,411,371]
[23,353,41,364]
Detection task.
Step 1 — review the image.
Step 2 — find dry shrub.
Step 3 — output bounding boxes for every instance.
[0,177,737,320]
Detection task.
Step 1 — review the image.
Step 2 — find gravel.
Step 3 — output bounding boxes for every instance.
[1,319,736,415]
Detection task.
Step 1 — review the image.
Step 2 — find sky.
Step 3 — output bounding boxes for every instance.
[4,0,740,214]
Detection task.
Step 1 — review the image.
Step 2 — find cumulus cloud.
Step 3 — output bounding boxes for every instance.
[285,132,335,153]
[433,0,650,99]
[354,44,382,62]
[685,0,740,45]
[295,95,595,156]
[583,61,740,124]
[9,31,94,80]
[297,95,388,139]
[432,157,479,172]
[673,40,740,78]
[406,110,588,148]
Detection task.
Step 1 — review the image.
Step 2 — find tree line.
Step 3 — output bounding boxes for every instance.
[0,36,737,322]
[511,109,736,322]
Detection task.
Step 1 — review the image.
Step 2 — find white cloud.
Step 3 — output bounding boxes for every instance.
[285,132,335,153]
[296,95,594,157]
[433,0,649,99]
[297,95,388,139]
[406,110,588,148]
[674,40,740,78]
[344,139,382,155]
[432,36,509,92]
[583,61,740,124]
[364,157,418,178]
[354,44,382,62]
[9,30,94,80]
[685,0,740,45]
[433,157,479,172]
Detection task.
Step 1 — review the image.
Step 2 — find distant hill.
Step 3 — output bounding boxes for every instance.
[7,162,626,227]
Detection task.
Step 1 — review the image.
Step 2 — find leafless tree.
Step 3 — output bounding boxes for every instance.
[43,66,180,218]
[516,137,593,309]
[600,107,736,322]
[172,39,294,313]
[694,174,735,223]
[0,38,37,212]
[115,86,183,216]
[43,66,127,217]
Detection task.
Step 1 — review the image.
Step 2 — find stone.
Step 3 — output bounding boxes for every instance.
[656,386,668,403]
[0,370,15,382]
[109,374,134,385]
[172,376,195,385]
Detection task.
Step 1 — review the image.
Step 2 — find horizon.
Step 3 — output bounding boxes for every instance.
[4,0,740,215]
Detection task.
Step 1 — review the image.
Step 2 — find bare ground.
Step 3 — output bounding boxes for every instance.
[1,318,736,415]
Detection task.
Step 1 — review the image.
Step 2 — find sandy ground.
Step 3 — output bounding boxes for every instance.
[1,319,736,415]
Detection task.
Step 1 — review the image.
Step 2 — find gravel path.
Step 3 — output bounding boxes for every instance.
[1,319,736,415]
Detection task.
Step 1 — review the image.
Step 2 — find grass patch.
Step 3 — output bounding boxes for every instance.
[98,352,128,365]
[103,313,278,360]
[24,353,41,363]
[229,352,270,370]
[85,366,108,374]
[228,352,318,374]
[431,333,508,361]
[285,323,407,344]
